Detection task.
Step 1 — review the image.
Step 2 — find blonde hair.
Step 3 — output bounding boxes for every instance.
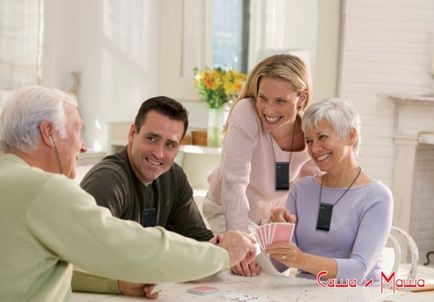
[224,54,312,131]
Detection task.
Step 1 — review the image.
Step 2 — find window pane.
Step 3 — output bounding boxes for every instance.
[212,0,249,72]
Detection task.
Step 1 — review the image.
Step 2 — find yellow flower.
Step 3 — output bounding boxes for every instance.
[193,66,246,109]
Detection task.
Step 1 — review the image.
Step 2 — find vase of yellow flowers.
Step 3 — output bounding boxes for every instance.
[206,107,225,147]
[194,66,246,147]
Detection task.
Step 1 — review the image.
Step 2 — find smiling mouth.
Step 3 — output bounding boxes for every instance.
[315,153,331,162]
[146,157,163,166]
[264,115,281,124]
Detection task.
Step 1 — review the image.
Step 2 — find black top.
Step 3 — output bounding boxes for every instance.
[80,147,213,241]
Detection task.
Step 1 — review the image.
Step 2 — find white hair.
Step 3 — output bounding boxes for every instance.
[301,98,361,156]
[0,86,77,152]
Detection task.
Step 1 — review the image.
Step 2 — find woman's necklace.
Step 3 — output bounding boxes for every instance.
[316,167,362,231]
[270,121,296,190]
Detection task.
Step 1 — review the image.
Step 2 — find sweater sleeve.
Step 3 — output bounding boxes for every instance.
[71,270,119,294]
[286,185,299,245]
[168,196,214,241]
[26,176,229,284]
[220,99,260,232]
[80,166,129,218]
[335,186,393,283]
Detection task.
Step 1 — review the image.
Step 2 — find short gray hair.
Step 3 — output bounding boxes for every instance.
[301,98,361,155]
[0,86,77,152]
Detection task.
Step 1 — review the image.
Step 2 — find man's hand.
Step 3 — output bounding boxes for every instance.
[231,259,261,277]
[270,207,296,223]
[218,230,256,267]
[118,281,160,299]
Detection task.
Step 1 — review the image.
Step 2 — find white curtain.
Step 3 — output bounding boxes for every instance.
[248,0,318,69]
[0,0,43,103]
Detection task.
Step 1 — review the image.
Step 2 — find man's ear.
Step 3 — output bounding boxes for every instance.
[39,121,55,148]
[128,124,137,144]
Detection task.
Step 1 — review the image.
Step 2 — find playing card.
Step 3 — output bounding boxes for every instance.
[259,225,267,247]
[187,285,220,295]
[255,222,294,251]
[264,223,272,246]
[269,223,276,245]
[255,229,264,250]
[271,222,294,243]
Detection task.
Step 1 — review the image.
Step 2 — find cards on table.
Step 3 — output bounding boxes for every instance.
[187,285,220,296]
[255,222,294,250]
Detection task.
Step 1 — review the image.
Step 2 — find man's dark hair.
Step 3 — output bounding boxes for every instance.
[134,96,189,138]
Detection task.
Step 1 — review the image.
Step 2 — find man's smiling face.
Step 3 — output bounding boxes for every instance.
[127,110,184,183]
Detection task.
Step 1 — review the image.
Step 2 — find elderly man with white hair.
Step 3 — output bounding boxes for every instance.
[0,86,256,301]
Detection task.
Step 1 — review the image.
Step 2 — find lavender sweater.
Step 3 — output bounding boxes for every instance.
[288,176,393,284]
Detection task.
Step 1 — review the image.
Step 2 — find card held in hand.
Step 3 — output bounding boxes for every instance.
[272,222,294,242]
[255,222,294,251]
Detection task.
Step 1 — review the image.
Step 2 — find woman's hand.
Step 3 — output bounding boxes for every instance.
[266,241,304,268]
[269,207,297,223]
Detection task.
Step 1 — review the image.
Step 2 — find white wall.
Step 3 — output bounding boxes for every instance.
[339,0,434,187]
[411,145,434,261]
[315,0,341,101]
[41,0,162,151]
[39,0,341,152]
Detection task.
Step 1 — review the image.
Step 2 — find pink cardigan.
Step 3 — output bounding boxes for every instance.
[207,98,316,232]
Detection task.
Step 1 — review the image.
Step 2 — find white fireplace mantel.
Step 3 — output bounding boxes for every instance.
[381,94,434,141]
[382,94,434,233]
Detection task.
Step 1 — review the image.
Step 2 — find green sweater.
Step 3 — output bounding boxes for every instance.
[80,147,213,241]
[0,154,229,301]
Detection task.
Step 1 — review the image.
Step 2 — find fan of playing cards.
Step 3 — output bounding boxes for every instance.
[255,222,294,251]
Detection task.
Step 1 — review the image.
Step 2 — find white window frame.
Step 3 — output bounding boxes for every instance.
[159,0,341,102]
[159,0,213,102]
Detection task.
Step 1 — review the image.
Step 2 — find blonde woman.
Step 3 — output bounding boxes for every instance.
[203,54,318,276]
